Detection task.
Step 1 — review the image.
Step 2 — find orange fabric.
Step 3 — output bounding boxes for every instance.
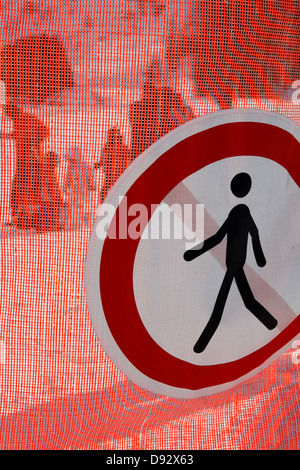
[0,1,299,450]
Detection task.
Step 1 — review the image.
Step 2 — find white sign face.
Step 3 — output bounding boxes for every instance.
[85,109,300,398]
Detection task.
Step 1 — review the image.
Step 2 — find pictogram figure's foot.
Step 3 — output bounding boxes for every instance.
[193,338,208,354]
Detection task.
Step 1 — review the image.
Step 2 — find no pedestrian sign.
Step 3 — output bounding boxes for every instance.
[85,109,300,398]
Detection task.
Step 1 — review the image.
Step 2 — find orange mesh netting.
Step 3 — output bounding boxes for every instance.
[0,0,300,450]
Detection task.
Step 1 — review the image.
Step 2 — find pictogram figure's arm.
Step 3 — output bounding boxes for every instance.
[249,216,266,267]
[184,219,228,262]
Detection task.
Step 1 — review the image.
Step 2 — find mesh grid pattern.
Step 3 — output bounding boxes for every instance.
[0,1,300,450]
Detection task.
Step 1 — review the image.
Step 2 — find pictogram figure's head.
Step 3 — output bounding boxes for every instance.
[230,172,252,198]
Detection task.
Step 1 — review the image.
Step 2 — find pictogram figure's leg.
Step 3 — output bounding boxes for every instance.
[194,270,234,353]
[235,269,278,330]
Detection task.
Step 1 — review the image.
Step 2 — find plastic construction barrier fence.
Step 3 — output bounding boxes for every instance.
[0,0,300,450]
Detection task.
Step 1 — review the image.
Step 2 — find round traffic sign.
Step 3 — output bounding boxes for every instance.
[85,109,300,398]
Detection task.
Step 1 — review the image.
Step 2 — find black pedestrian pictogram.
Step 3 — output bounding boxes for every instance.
[184,172,278,353]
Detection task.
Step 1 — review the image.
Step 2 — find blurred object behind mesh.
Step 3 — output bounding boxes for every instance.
[94,126,131,203]
[0,34,74,105]
[3,103,49,223]
[167,0,300,109]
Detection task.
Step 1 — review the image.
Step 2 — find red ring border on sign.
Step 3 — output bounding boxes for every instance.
[99,119,300,392]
